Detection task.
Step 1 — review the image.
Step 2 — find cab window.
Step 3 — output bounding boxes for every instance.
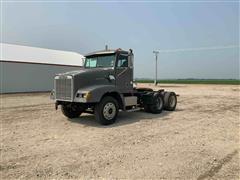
[117,54,128,67]
[85,58,97,68]
[85,54,115,68]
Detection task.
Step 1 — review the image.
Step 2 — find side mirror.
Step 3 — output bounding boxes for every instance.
[128,55,133,68]
[82,58,85,66]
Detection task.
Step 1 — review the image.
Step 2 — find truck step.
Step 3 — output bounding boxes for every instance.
[125,107,141,112]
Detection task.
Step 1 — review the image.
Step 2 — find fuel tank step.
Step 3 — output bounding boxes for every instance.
[125,107,141,112]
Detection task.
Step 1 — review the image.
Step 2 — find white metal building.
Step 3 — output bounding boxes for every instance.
[0,43,84,93]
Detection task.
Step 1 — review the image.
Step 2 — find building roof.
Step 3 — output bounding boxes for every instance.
[0,43,84,67]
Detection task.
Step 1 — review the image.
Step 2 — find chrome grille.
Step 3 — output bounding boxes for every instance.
[55,77,73,101]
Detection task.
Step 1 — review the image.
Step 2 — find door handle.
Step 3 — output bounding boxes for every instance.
[105,74,115,81]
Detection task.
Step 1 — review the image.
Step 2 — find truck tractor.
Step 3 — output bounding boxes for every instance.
[51,48,177,125]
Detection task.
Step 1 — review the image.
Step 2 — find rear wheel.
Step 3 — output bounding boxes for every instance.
[61,104,84,118]
[164,92,177,111]
[94,96,119,125]
[149,93,164,114]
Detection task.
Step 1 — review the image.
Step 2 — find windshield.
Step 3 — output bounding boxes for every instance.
[84,54,115,68]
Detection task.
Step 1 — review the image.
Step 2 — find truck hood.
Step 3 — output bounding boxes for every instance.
[57,67,113,77]
[57,67,115,94]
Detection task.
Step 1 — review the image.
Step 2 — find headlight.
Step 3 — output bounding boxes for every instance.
[75,91,92,101]
[83,92,92,100]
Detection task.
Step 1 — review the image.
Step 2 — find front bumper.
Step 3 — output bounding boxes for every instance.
[50,89,92,103]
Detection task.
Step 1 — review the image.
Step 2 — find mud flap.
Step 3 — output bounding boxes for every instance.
[55,101,59,110]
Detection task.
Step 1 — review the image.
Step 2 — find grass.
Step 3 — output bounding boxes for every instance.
[135,79,240,85]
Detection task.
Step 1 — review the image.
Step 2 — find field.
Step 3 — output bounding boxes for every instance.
[1,84,239,179]
[136,79,240,85]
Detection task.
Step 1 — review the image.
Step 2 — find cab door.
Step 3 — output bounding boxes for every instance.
[115,53,133,93]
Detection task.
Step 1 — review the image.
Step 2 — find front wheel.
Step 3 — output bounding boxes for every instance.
[94,96,119,125]
[61,104,84,118]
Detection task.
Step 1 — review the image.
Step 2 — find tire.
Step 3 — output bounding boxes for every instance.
[61,104,84,118]
[149,92,164,114]
[94,96,119,125]
[163,92,177,111]
[144,105,151,113]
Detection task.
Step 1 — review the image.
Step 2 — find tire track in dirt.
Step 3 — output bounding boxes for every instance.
[197,150,239,180]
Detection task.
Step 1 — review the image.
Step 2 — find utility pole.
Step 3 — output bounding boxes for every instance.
[153,50,159,86]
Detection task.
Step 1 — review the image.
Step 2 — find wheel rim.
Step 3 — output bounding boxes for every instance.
[169,95,176,108]
[103,102,116,120]
[65,105,74,112]
[156,97,163,110]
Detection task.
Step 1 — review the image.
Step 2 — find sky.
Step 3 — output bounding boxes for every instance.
[1,1,239,79]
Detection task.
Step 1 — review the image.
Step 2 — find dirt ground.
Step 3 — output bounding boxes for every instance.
[1,84,239,179]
